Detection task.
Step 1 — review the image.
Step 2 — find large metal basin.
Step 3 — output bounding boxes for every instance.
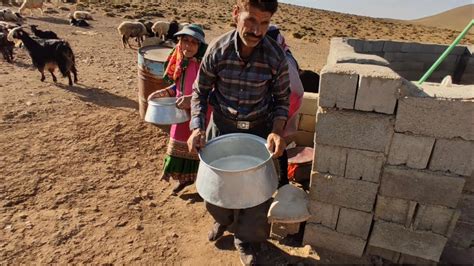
[196,133,278,209]
[145,97,190,125]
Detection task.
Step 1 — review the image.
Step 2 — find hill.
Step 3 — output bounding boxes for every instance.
[410,4,473,31]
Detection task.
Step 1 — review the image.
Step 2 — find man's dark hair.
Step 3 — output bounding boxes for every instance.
[237,0,278,14]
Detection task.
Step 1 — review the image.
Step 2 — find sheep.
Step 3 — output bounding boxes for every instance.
[0,30,14,63]
[69,11,93,20]
[69,17,89,27]
[0,8,23,23]
[19,0,44,16]
[166,20,179,42]
[117,21,147,49]
[138,19,154,37]
[8,28,78,85]
[30,24,59,39]
[151,20,169,41]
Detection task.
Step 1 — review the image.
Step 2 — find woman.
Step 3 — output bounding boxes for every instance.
[148,24,208,195]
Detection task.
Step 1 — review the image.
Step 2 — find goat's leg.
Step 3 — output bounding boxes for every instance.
[49,70,57,82]
[67,72,73,86]
[39,8,44,16]
[39,67,45,82]
[71,65,78,83]
[122,35,127,49]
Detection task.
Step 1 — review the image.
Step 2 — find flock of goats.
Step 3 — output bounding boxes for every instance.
[0,0,185,86]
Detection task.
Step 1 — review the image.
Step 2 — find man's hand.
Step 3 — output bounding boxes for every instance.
[266,132,286,158]
[148,89,169,100]
[176,95,191,109]
[187,128,206,153]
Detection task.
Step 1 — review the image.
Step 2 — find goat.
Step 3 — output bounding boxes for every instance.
[9,28,77,85]
[19,0,44,16]
[30,24,59,39]
[166,20,179,42]
[0,30,14,63]
[69,17,89,27]
[117,21,147,49]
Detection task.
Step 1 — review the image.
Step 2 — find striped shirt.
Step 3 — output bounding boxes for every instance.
[190,30,290,130]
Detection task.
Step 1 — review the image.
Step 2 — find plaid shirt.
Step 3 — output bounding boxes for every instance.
[190,30,290,130]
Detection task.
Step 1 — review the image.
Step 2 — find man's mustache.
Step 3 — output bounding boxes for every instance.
[243,32,262,40]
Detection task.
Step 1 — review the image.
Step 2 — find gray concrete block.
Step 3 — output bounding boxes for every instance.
[291,131,315,147]
[399,42,466,56]
[316,110,394,153]
[366,245,400,262]
[345,149,385,183]
[307,200,340,229]
[374,195,417,227]
[299,92,319,115]
[327,38,389,66]
[303,223,367,257]
[441,245,474,264]
[389,61,425,71]
[429,139,474,177]
[395,97,474,141]
[314,144,347,176]
[457,194,474,224]
[319,64,359,109]
[464,175,474,193]
[380,166,465,208]
[398,254,437,265]
[310,173,379,212]
[298,114,316,132]
[383,41,403,52]
[336,208,373,239]
[447,221,473,249]
[355,65,401,114]
[414,205,460,236]
[387,133,435,169]
[363,40,385,53]
[369,221,448,262]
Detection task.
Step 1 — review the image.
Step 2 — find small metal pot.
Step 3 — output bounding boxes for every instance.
[144,97,190,125]
[196,133,278,209]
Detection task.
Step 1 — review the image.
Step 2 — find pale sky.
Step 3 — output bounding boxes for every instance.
[279,0,473,20]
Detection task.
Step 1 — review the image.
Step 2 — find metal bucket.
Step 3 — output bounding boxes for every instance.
[196,133,278,209]
[137,45,173,119]
[145,97,191,125]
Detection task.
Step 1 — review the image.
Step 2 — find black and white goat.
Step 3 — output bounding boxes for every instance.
[9,28,77,85]
[0,30,14,63]
[69,17,89,28]
[30,25,59,39]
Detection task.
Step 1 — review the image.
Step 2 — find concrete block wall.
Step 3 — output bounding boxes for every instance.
[333,38,473,84]
[292,92,319,147]
[303,38,473,263]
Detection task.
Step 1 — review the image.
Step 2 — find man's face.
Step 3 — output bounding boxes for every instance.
[233,4,273,49]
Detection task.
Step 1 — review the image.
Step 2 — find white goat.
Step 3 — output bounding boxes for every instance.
[0,8,23,23]
[19,0,44,16]
[117,21,147,49]
[69,11,93,20]
[151,21,169,41]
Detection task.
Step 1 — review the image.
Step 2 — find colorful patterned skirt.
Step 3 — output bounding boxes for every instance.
[161,138,199,184]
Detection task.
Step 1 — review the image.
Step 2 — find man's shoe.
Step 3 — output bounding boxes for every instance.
[235,242,257,266]
[208,222,227,241]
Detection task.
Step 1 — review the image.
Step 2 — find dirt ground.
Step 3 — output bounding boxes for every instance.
[1,1,471,264]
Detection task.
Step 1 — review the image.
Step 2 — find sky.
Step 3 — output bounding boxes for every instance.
[278,0,473,20]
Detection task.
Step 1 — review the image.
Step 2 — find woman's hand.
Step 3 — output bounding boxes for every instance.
[176,95,192,109]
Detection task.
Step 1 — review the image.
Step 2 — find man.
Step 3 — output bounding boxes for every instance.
[187,0,290,264]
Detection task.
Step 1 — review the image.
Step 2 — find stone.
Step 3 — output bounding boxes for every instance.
[319,64,359,109]
[345,149,385,183]
[429,139,473,177]
[336,208,373,239]
[310,173,379,212]
[387,133,435,169]
[314,144,347,176]
[307,201,340,229]
[299,92,319,115]
[395,97,474,141]
[298,114,316,132]
[369,221,448,262]
[303,223,367,257]
[355,65,401,114]
[374,195,417,227]
[366,245,400,262]
[380,166,465,208]
[315,110,394,153]
[413,204,460,236]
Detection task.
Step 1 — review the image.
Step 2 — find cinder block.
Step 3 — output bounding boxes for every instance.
[345,149,385,183]
[366,245,400,262]
[299,92,319,115]
[398,254,437,265]
[400,42,466,56]
[310,173,379,212]
[464,176,474,193]
[383,41,403,52]
[395,97,474,141]
[307,200,340,229]
[314,144,347,176]
[291,131,315,147]
[369,221,448,262]
[362,40,385,53]
[441,245,474,264]
[319,64,358,109]
[389,61,425,71]
[457,194,474,224]
[354,65,401,114]
[298,114,316,132]
[429,139,473,177]
[380,166,465,208]
[387,133,435,169]
[374,195,417,227]
[336,208,373,239]
[316,110,394,153]
[303,223,367,257]
[414,205,460,236]
[448,221,473,248]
